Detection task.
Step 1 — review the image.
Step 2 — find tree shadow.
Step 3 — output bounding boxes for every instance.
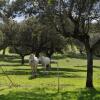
[38,67,86,78]
[14,67,86,72]
[75,65,100,69]
[0,64,29,67]
[0,67,85,79]
[37,72,84,78]
[61,88,100,100]
[0,88,100,100]
[0,58,29,64]
[0,54,19,59]
[0,70,31,75]
[50,67,86,72]
[0,54,19,62]
[0,88,57,100]
[0,54,29,64]
[77,88,100,100]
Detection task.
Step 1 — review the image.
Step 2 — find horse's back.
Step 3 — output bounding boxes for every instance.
[39,56,50,65]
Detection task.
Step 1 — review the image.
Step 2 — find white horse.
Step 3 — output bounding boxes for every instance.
[29,54,39,77]
[39,55,51,74]
[29,53,51,77]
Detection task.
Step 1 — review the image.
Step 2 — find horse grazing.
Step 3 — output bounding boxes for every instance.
[39,55,51,74]
[29,54,39,78]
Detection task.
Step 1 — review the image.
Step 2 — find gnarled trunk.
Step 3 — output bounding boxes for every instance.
[36,51,40,57]
[86,48,93,88]
[85,41,94,88]
[2,48,6,56]
[46,50,54,58]
[21,55,25,65]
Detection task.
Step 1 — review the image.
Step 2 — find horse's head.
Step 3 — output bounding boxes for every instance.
[30,53,35,59]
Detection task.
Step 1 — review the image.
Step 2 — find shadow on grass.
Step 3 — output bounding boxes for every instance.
[0,54,19,62]
[0,64,29,67]
[0,54,29,64]
[77,88,100,100]
[61,88,100,100]
[50,67,86,72]
[0,67,85,78]
[13,67,86,72]
[0,88,57,100]
[0,70,31,75]
[75,65,100,69]
[0,88,100,100]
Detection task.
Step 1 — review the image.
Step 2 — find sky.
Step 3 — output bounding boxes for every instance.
[13,16,25,23]
[10,0,24,22]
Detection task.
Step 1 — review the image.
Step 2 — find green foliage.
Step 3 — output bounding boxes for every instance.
[1,20,19,45]
[48,0,55,4]
[0,30,5,45]
[94,40,100,57]
[0,30,7,50]
[90,22,100,34]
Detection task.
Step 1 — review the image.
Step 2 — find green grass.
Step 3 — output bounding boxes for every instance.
[0,53,100,100]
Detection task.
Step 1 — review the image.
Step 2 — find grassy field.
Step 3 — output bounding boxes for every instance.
[0,52,100,100]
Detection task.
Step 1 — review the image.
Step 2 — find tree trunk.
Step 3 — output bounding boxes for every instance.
[79,49,83,55]
[21,55,25,65]
[36,51,40,57]
[46,52,52,58]
[46,50,54,58]
[2,48,6,56]
[86,48,94,88]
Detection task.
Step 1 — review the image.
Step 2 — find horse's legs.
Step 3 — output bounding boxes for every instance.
[49,64,51,70]
[34,65,37,77]
[31,65,36,77]
[44,64,48,75]
[42,64,45,74]
[46,64,51,71]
